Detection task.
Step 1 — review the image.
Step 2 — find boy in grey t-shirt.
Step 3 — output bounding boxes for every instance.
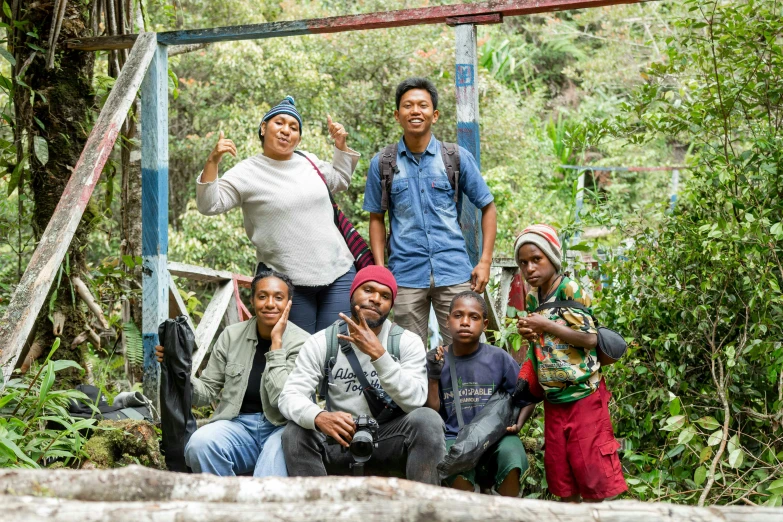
[425,291,530,496]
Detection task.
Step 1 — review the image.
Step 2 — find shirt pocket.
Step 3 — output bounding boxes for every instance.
[391,179,412,213]
[430,177,456,212]
[221,362,246,405]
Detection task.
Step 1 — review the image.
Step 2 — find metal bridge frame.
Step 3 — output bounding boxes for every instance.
[0,1,650,403]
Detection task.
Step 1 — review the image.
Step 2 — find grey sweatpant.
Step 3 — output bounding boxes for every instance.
[282,407,445,485]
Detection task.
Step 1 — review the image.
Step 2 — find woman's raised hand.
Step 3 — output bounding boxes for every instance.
[327,115,349,152]
[207,130,237,165]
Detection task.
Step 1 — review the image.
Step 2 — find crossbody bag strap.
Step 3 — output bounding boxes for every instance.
[445,348,464,428]
[534,300,591,314]
[294,150,339,225]
[338,323,375,392]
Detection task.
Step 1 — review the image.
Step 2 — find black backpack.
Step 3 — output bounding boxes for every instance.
[378,140,461,212]
[68,385,153,422]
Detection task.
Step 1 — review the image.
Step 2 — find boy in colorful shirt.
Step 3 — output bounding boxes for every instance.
[512,224,627,502]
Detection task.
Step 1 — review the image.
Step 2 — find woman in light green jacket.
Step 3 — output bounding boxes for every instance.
[155,270,309,477]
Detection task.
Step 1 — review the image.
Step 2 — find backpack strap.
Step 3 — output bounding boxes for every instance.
[379,144,399,212]
[440,141,461,203]
[321,320,342,411]
[386,323,404,361]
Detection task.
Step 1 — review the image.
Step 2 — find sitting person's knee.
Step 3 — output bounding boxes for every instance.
[408,407,444,433]
[185,429,215,460]
[281,421,308,453]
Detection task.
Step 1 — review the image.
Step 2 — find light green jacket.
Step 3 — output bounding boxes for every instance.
[192,317,310,426]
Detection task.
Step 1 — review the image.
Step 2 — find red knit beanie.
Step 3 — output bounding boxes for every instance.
[350,266,398,302]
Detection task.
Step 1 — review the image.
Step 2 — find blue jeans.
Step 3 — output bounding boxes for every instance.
[288,266,356,334]
[184,413,287,477]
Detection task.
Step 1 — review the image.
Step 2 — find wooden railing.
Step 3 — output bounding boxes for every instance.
[166,262,252,376]
[0,33,159,386]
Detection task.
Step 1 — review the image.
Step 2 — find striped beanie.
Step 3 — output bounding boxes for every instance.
[259,96,303,139]
[513,224,562,272]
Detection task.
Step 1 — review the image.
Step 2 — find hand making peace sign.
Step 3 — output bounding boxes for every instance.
[337,307,386,361]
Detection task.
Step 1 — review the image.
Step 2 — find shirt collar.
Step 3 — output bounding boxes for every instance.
[397,134,438,160]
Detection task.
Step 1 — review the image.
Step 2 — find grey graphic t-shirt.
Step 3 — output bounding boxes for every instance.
[439,343,520,439]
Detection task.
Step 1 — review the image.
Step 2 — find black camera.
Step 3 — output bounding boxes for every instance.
[350,414,379,463]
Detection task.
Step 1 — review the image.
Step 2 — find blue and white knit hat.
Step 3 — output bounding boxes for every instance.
[259,96,302,140]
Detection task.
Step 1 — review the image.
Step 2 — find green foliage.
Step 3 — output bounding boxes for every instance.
[0,339,111,468]
[578,0,783,505]
[122,321,144,369]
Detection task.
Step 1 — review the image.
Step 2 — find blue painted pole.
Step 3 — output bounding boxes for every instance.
[575,170,586,223]
[668,168,679,213]
[141,44,169,413]
[454,23,482,266]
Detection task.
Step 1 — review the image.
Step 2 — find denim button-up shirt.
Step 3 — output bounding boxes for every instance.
[363,136,493,288]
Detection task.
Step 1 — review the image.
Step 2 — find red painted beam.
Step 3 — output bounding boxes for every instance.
[446,13,504,26]
[66,0,652,51]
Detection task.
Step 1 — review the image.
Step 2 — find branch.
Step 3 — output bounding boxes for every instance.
[699,356,731,506]
[45,0,68,69]
[71,276,109,330]
[0,466,781,521]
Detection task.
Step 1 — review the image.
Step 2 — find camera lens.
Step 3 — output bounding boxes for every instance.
[350,430,374,463]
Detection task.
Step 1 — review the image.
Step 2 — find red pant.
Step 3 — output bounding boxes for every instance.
[543,379,627,500]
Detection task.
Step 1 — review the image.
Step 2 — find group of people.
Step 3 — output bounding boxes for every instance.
[154,77,627,501]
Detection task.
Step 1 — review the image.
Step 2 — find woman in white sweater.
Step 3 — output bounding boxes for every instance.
[196,96,360,334]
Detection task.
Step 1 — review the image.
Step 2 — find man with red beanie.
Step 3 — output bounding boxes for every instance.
[279,266,445,483]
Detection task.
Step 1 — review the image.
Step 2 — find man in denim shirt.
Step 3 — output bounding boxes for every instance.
[363,78,497,349]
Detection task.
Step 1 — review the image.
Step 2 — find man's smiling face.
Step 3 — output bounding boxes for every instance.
[394,88,439,139]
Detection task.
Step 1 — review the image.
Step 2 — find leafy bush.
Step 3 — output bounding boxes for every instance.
[579,0,783,506]
[0,339,105,468]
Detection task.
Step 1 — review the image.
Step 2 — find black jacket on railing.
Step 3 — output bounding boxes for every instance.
[158,316,198,472]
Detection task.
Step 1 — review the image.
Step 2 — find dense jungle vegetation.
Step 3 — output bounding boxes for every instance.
[0,0,781,508]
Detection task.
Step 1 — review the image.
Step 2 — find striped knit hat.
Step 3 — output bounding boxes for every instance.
[513,224,562,272]
[259,96,303,140]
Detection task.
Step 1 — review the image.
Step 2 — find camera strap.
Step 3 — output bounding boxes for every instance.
[445,348,465,428]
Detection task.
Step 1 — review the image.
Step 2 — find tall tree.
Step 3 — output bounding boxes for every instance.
[7,0,97,385]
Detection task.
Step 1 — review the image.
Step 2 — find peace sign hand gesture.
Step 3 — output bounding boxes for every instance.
[337,307,385,361]
[327,115,349,152]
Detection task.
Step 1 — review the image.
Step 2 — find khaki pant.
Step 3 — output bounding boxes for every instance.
[393,278,472,349]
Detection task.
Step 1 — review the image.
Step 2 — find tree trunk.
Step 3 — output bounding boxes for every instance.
[11,1,97,385]
[120,95,143,385]
[0,466,780,521]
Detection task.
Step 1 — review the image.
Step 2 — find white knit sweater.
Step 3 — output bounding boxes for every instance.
[196,146,360,286]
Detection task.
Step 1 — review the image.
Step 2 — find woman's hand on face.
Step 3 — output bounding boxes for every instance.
[327,115,349,152]
[270,300,292,351]
[208,130,237,164]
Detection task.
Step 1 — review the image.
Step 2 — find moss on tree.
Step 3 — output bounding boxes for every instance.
[83,420,164,470]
